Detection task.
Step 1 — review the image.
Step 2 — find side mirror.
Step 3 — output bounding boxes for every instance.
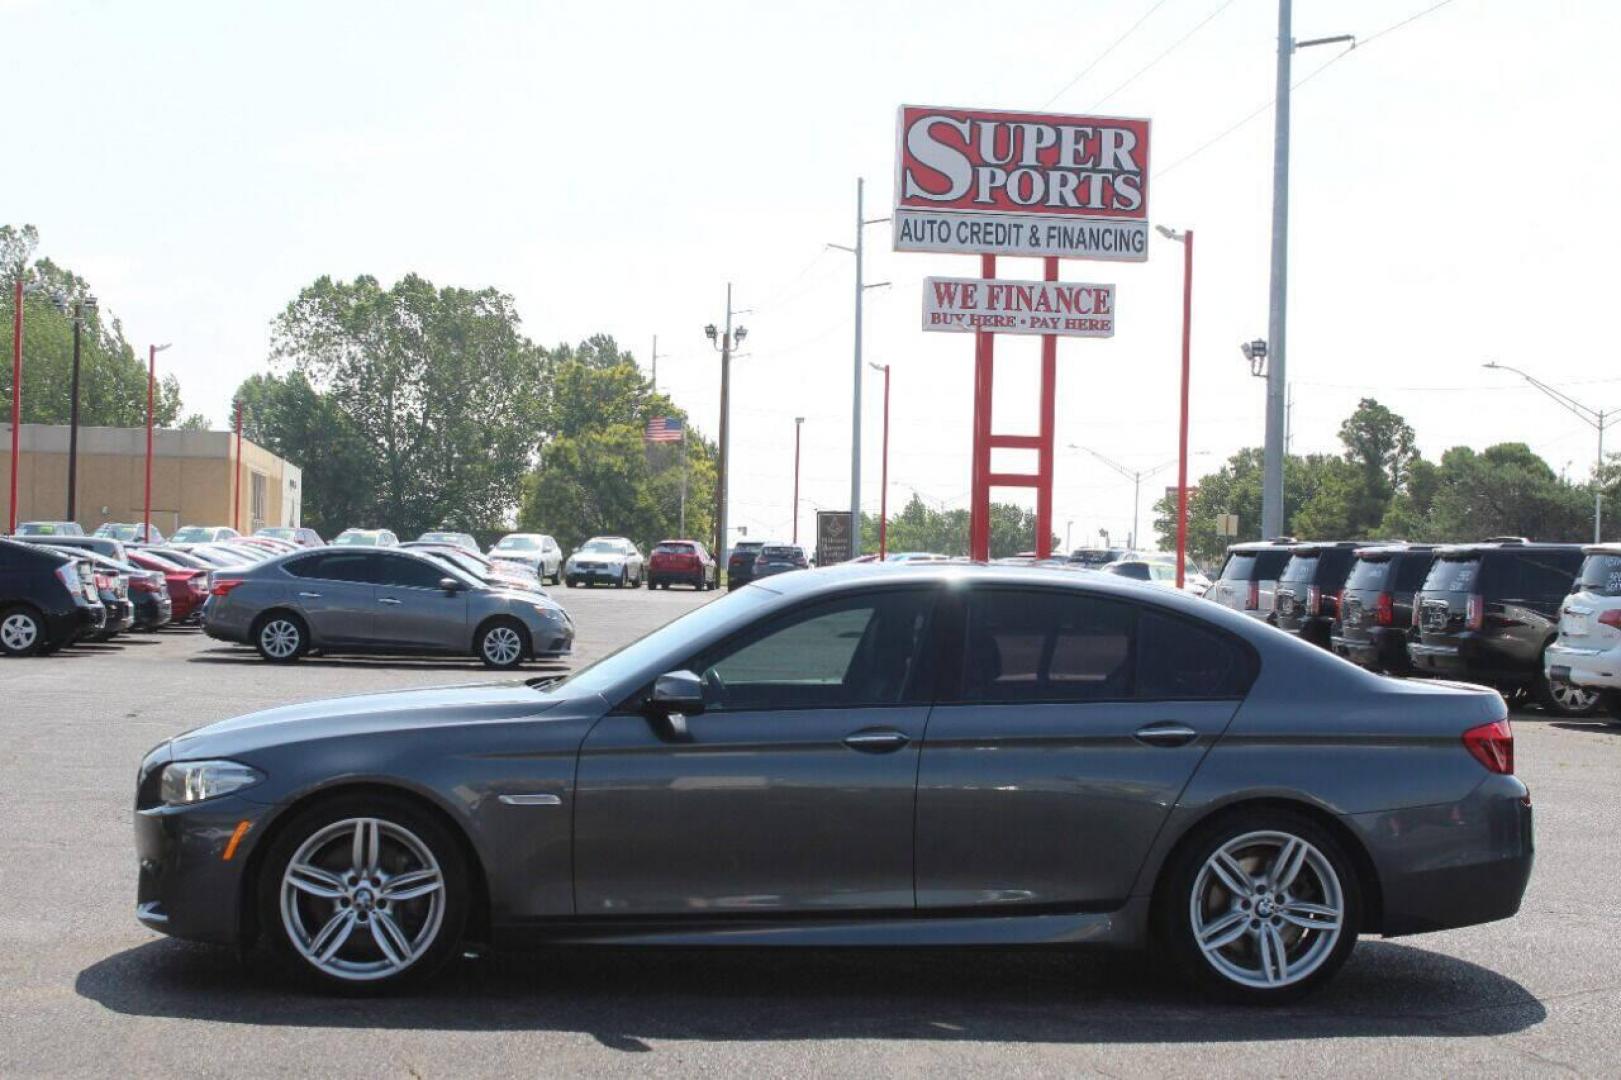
[648,670,704,738]
[439,577,463,593]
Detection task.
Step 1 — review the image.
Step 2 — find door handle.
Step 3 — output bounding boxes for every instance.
[1134,722,1199,748]
[378,597,401,605]
[297,591,322,599]
[843,729,911,753]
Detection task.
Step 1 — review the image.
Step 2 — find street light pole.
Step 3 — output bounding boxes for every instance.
[828,178,890,559]
[868,362,890,560]
[142,343,171,538]
[1071,444,1205,553]
[1157,225,1195,588]
[792,416,804,545]
[1483,361,1617,542]
[8,275,22,534]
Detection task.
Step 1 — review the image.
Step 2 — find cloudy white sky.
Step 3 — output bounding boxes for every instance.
[10,0,1619,548]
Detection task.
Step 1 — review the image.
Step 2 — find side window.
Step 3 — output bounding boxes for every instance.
[1136,611,1254,700]
[691,590,935,712]
[287,553,374,583]
[375,555,450,589]
[962,589,1134,704]
[1517,552,1580,604]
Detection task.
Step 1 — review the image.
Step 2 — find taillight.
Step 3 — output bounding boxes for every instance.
[1462,718,1514,775]
[1306,585,1322,616]
[1465,593,1485,631]
[211,578,246,598]
[95,572,111,591]
[1374,591,1394,627]
[54,564,84,601]
[188,574,208,594]
[1597,609,1621,629]
[1245,580,1259,611]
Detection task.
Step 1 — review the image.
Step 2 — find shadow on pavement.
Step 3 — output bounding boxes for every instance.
[186,647,569,674]
[77,939,1544,1048]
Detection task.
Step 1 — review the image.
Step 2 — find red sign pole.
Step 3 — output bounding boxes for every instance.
[1175,230,1195,589]
[969,254,996,561]
[143,345,156,538]
[1034,256,1059,559]
[8,276,21,534]
[232,399,244,533]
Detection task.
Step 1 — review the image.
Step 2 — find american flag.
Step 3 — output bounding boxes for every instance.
[644,416,684,443]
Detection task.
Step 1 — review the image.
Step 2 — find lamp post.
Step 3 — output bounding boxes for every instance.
[704,289,746,565]
[792,416,804,544]
[66,295,98,521]
[1483,361,1618,542]
[868,362,890,559]
[1156,224,1195,588]
[1070,445,1208,552]
[142,343,171,537]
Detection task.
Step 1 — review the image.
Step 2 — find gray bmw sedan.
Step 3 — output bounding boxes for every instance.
[137,563,1531,1002]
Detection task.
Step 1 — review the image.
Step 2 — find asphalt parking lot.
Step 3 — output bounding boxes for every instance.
[3,584,1620,1078]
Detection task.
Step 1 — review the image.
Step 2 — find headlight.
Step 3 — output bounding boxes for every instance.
[531,603,559,617]
[160,760,264,805]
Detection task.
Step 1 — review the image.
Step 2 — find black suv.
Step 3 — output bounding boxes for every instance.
[1270,542,1366,649]
[726,540,766,589]
[0,538,107,656]
[1330,544,1437,674]
[1407,540,1596,715]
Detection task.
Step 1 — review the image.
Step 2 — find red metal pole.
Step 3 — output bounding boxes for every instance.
[792,420,801,545]
[233,399,243,533]
[143,345,156,536]
[969,254,996,561]
[1175,231,1195,590]
[878,365,890,560]
[1035,257,1059,560]
[8,276,22,534]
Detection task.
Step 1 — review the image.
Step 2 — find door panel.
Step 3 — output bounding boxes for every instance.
[284,552,377,643]
[372,554,469,649]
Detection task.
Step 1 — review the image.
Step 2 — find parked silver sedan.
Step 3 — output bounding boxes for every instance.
[564,536,644,588]
[202,547,572,668]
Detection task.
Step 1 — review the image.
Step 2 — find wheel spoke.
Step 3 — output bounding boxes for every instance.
[1209,850,1253,899]
[1258,923,1290,985]
[370,911,414,967]
[380,868,442,901]
[1269,837,1308,892]
[351,819,379,875]
[1278,901,1341,931]
[1197,908,1249,951]
[310,909,358,962]
[287,862,346,899]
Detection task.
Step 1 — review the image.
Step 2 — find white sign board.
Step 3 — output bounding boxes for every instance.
[896,212,1148,262]
[922,277,1115,337]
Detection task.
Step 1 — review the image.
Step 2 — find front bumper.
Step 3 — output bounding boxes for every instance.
[135,792,268,946]
[1544,640,1621,690]
[566,564,625,584]
[1352,772,1534,937]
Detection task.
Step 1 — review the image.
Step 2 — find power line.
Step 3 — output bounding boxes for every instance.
[1043,0,1177,108]
[1090,0,1239,109]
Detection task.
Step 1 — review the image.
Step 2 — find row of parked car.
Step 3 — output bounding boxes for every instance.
[1204,537,1621,721]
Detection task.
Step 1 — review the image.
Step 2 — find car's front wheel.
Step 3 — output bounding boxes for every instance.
[254,612,308,663]
[259,795,468,992]
[1160,811,1360,1004]
[476,618,526,669]
[0,605,45,657]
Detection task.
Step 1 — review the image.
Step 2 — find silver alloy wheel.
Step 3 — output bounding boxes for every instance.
[260,618,301,659]
[279,817,445,983]
[1549,679,1598,713]
[1190,830,1345,990]
[2,613,40,652]
[482,624,522,666]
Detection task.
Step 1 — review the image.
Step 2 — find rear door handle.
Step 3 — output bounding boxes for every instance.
[843,729,911,753]
[1134,722,1199,748]
[378,597,401,605]
[297,591,322,598]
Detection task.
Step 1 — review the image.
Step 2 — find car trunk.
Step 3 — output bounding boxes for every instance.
[1414,552,1485,645]
[1561,552,1621,647]
[1339,554,1396,645]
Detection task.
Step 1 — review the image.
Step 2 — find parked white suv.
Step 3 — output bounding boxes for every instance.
[1205,540,1295,619]
[489,532,563,585]
[1545,544,1621,725]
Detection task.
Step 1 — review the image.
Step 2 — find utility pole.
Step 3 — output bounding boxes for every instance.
[1484,361,1617,542]
[828,178,890,559]
[792,416,804,544]
[705,290,746,565]
[1262,2,1354,538]
[869,362,890,559]
[650,334,667,393]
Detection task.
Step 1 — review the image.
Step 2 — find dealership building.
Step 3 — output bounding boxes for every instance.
[1,423,302,537]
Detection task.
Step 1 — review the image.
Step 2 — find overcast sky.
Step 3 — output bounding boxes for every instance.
[10,0,1619,549]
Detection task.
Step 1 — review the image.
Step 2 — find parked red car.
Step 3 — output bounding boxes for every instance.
[127,550,210,623]
[647,540,718,590]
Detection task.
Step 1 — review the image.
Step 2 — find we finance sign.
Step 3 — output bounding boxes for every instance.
[923,277,1115,338]
[893,105,1150,261]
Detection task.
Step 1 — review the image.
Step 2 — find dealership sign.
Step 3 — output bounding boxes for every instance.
[923,277,1114,337]
[893,105,1150,261]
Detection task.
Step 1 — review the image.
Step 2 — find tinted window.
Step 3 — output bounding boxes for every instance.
[1495,551,1580,603]
[1578,553,1621,597]
[693,590,935,711]
[1220,553,1258,581]
[962,589,1134,703]
[1424,556,1482,593]
[286,552,375,584]
[1279,554,1319,583]
[1109,562,1150,581]
[1136,611,1254,699]
[374,554,452,589]
[1393,552,1435,592]
[1343,557,1392,591]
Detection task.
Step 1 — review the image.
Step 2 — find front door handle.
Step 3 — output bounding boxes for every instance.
[378,597,402,605]
[297,591,322,599]
[844,729,911,753]
[1134,722,1199,748]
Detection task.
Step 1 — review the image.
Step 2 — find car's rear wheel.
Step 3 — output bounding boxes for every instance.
[476,618,526,669]
[1535,660,1600,717]
[0,605,45,657]
[259,795,467,992]
[1160,811,1360,1004]
[253,612,308,663]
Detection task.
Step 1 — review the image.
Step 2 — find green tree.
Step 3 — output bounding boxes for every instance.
[1420,443,1591,541]
[858,494,1055,558]
[234,371,379,538]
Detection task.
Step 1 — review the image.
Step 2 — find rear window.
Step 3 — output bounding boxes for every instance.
[1578,554,1621,597]
[733,542,764,554]
[761,546,800,559]
[1220,550,1290,581]
[1220,553,1256,581]
[1344,557,1392,591]
[655,543,694,555]
[1424,556,1482,593]
[1279,554,1319,583]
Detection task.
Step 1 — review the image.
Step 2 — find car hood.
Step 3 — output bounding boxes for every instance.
[169,681,575,760]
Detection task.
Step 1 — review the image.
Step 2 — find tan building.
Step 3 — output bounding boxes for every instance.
[2,423,302,538]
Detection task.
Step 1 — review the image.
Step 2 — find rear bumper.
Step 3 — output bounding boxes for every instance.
[1333,627,1411,672]
[1407,636,1535,686]
[1352,773,1534,937]
[1544,640,1621,690]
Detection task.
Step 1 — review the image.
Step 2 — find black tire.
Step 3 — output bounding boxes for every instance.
[0,605,46,657]
[257,792,469,993]
[564,578,576,589]
[646,577,656,590]
[1535,658,1601,717]
[1157,808,1362,1005]
[252,611,308,664]
[1600,689,1621,726]
[615,567,626,589]
[475,617,527,670]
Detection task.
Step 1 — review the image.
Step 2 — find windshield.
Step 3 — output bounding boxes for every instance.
[1344,557,1392,591]
[496,536,539,551]
[580,540,624,553]
[172,527,214,542]
[1423,556,1482,593]
[257,528,295,539]
[19,522,75,535]
[1279,554,1319,583]
[547,587,774,698]
[333,532,376,546]
[420,532,466,545]
[1577,553,1621,597]
[99,524,140,540]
